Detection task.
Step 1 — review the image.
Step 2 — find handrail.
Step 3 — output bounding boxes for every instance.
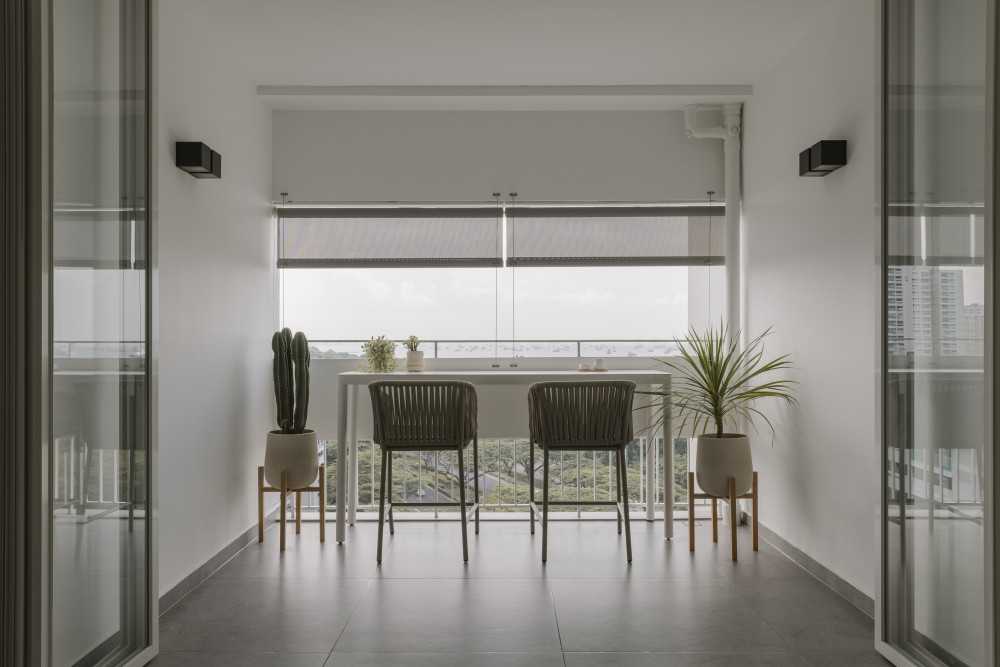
[307,338,685,360]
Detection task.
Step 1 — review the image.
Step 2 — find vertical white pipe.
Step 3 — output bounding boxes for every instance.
[723,103,743,337]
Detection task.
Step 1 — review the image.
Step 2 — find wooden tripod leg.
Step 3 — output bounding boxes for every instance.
[728,477,737,562]
[280,470,288,552]
[319,465,326,543]
[688,471,695,552]
[258,466,265,543]
[752,471,759,552]
[711,498,718,543]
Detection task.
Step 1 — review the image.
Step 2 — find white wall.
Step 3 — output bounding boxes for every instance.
[272,110,723,202]
[157,2,276,595]
[742,0,877,598]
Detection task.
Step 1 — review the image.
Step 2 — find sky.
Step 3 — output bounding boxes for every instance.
[280,266,720,342]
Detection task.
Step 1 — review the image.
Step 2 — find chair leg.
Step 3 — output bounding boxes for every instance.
[295,491,302,535]
[376,448,388,564]
[616,452,623,535]
[258,466,265,543]
[529,441,535,534]
[280,470,288,552]
[687,471,695,552]
[728,477,738,562]
[542,448,550,563]
[473,436,480,535]
[618,447,632,563]
[319,464,326,543]
[711,497,718,543]
[457,446,469,562]
[386,450,394,535]
[752,471,759,552]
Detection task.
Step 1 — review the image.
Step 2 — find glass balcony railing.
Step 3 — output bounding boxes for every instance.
[300,436,694,518]
[305,339,683,360]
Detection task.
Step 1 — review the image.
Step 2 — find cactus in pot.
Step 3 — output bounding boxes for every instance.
[265,328,318,491]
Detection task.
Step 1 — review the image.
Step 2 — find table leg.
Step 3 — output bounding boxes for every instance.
[336,380,348,543]
[348,384,359,526]
[662,378,673,540]
[642,384,655,522]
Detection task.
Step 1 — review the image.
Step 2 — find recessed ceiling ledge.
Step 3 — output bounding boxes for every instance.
[256,84,753,97]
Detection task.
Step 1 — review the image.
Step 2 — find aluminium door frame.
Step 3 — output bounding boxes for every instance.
[14,0,159,664]
[875,1,998,665]
[118,0,159,664]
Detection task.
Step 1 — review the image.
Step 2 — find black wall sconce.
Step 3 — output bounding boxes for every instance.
[799,140,846,177]
[176,141,221,178]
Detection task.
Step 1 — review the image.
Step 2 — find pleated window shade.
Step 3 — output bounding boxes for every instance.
[278,207,502,268]
[506,206,725,267]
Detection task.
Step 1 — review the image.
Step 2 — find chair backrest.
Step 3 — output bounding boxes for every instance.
[528,381,636,448]
[369,381,478,448]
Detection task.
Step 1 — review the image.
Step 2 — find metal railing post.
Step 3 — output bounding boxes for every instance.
[645,435,656,521]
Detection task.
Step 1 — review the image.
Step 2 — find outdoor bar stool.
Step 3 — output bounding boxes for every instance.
[369,380,480,564]
[528,381,636,563]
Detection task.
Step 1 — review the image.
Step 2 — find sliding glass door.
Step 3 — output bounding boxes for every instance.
[50,1,153,665]
[880,0,993,665]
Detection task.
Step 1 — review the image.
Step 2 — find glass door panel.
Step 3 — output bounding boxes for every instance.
[51,1,151,665]
[882,0,989,665]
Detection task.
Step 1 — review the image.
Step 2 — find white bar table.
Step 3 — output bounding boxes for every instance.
[334,369,672,543]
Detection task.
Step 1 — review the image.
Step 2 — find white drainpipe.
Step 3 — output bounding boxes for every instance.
[684,103,743,339]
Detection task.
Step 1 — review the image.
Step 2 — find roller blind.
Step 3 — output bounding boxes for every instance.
[54,207,146,270]
[276,203,724,268]
[887,204,984,266]
[506,205,724,267]
[278,206,502,268]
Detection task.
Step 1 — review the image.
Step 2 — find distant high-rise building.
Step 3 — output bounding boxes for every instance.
[887,266,972,356]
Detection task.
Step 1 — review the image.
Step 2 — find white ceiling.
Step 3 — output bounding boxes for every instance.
[191,0,833,109]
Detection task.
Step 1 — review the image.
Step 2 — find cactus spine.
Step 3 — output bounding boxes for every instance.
[272,328,310,434]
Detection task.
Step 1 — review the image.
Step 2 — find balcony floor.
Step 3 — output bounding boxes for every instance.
[153,520,888,666]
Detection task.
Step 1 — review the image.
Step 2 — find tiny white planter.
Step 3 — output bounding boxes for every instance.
[264,429,319,490]
[695,433,753,498]
[406,350,425,372]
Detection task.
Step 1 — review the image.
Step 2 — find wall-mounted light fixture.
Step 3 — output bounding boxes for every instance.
[175,141,221,178]
[799,140,846,177]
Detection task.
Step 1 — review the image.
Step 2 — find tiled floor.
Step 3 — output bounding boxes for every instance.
[153,519,889,666]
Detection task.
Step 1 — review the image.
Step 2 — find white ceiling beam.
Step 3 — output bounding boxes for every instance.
[257,84,752,98]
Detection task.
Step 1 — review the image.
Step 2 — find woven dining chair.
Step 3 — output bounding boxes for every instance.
[528,381,637,563]
[369,380,480,563]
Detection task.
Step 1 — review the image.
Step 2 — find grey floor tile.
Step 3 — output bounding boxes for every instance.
[159,579,370,653]
[552,579,787,653]
[565,653,806,666]
[325,652,566,666]
[334,580,562,653]
[798,652,891,666]
[749,582,875,654]
[150,652,329,666]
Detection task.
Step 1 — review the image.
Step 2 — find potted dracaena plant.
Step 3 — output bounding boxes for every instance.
[641,325,795,498]
[264,328,318,491]
[404,335,424,372]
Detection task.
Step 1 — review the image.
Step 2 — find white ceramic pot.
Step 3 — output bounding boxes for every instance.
[406,350,425,372]
[695,433,753,498]
[264,430,319,489]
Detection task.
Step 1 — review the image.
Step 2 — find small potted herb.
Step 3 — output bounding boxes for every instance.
[363,336,397,372]
[404,335,424,372]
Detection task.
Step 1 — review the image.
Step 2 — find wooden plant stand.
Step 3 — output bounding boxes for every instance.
[258,465,325,551]
[688,471,758,561]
